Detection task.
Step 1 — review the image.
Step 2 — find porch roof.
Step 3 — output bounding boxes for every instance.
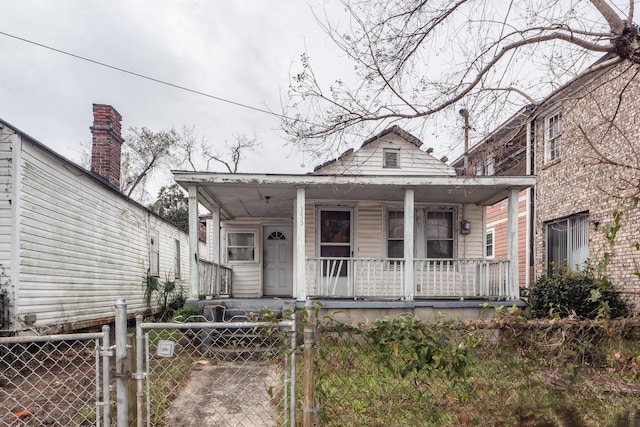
[173,171,535,220]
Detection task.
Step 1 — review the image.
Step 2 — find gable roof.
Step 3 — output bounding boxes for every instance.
[313,125,427,172]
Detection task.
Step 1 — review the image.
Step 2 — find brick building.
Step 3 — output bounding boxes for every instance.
[455,59,640,303]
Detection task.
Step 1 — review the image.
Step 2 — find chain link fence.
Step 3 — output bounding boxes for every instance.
[0,329,110,427]
[137,318,296,427]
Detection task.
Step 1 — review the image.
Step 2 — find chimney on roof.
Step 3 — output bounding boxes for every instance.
[90,104,123,189]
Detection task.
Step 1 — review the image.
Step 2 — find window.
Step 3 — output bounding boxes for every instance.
[485,228,495,258]
[485,156,495,176]
[387,209,455,259]
[174,239,181,278]
[546,213,589,275]
[227,231,256,262]
[150,230,160,277]
[383,148,400,168]
[386,210,404,258]
[545,112,562,162]
[425,211,454,258]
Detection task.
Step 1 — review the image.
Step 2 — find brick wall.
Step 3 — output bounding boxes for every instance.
[534,62,640,302]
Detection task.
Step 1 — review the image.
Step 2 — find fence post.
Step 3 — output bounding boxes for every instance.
[303,299,315,427]
[135,315,144,427]
[289,306,297,426]
[115,299,129,427]
[102,325,111,427]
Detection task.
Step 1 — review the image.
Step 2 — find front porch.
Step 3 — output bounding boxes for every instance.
[196,257,513,301]
[175,172,535,305]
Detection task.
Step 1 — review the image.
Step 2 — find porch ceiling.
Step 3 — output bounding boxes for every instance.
[173,172,535,219]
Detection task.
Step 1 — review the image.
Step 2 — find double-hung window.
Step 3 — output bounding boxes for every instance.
[545,112,562,162]
[546,213,589,275]
[387,209,455,260]
[386,210,404,259]
[227,231,256,262]
[485,228,495,258]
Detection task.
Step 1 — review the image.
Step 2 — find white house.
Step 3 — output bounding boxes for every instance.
[175,126,535,320]
[0,105,193,334]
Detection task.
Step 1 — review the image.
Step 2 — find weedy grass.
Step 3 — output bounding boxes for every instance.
[308,315,640,426]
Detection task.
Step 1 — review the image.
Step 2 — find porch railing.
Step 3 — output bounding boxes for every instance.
[306,257,512,300]
[198,259,232,298]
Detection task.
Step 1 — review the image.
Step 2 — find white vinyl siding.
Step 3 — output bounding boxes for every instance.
[13,138,189,331]
[174,239,181,278]
[315,136,456,176]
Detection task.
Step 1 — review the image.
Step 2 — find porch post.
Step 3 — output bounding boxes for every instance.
[507,188,520,299]
[188,185,200,300]
[295,187,307,301]
[211,207,221,295]
[404,187,415,301]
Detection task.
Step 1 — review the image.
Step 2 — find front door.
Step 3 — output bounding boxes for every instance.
[318,208,353,297]
[263,225,293,297]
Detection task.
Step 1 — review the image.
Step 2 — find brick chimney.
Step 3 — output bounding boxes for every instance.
[90,104,124,189]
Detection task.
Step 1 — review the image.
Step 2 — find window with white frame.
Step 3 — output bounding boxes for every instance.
[383,148,400,168]
[485,156,495,176]
[546,213,589,275]
[485,228,495,258]
[425,211,454,258]
[386,210,404,258]
[174,239,181,278]
[227,231,257,262]
[545,112,562,162]
[385,208,455,259]
[150,230,160,277]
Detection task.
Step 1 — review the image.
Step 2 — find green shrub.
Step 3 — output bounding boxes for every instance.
[172,306,203,322]
[527,267,629,319]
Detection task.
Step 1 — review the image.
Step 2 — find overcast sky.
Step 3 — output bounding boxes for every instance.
[1,0,374,195]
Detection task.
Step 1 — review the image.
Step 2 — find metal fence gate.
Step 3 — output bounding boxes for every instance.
[136,317,296,427]
[0,327,111,426]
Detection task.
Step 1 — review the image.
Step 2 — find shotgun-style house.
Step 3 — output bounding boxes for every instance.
[0,104,192,335]
[175,126,535,319]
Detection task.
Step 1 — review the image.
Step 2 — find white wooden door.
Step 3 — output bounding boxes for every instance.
[263,225,293,296]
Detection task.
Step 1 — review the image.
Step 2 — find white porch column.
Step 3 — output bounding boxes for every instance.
[295,187,307,301]
[507,188,520,299]
[211,207,221,295]
[188,185,200,300]
[404,187,415,301]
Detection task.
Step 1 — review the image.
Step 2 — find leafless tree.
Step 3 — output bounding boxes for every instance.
[120,126,181,199]
[282,0,639,157]
[200,132,262,173]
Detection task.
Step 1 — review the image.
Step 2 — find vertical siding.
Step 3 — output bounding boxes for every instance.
[15,140,189,332]
[460,205,484,258]
[357,203,383,257]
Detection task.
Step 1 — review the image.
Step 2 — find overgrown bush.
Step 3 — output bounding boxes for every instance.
[172,305,203,322]
[527,267,629,319]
